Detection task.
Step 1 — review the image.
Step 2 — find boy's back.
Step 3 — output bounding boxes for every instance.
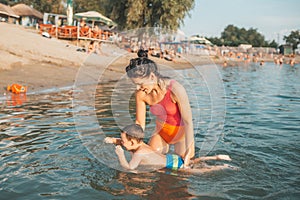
[131,143,166,168]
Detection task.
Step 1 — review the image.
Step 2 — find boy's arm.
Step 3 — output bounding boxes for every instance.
[104,137,122,145]
[115,146,142,170]
[115,145,130,169]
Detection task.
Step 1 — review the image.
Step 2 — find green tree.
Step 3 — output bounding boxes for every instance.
[267,40,278,48]
[73,0,106,14]
[221,24,239,46]
[207,36,223,46]
[245,28,265,47]
[284,30,300,51]
[106,0,195,30]
[0,0,9,5]
[13,0,64,13]
[10,0,194,31]
[105,0,127,30]
[219,25,272,47]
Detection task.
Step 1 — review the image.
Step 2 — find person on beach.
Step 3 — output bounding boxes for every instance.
[289,54,296,67]
[105,124,232,172]
[88,41,97,54]
[88,41,105,55]
[259,60,265,66]
[125,50,195,167]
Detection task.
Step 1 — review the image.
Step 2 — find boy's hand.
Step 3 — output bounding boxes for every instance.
[115,145,124,156]
[104,137,114,144]
[216,155,231,161]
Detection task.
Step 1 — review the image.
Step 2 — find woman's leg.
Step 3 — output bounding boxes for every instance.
[174,139,195,159]
[181,164,235,174]
[148,134,169,154]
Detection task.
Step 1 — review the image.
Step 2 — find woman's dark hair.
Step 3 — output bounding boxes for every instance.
[137,49,148,58]
[125,57,170,86]
[126,57,157,79]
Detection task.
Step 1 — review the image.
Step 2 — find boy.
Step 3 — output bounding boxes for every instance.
[104,124,232,172]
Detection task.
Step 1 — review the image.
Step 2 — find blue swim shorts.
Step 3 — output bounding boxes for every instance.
[166,154,184,170]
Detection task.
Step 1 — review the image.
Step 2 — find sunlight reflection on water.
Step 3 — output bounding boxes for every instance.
[0,63,299,199]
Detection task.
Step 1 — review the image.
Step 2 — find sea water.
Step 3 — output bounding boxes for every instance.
[0,62,299,199]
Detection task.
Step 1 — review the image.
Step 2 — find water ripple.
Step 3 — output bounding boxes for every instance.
[1,63,299,199]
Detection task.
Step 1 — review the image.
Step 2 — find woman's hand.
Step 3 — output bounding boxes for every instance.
[183,147,193,167]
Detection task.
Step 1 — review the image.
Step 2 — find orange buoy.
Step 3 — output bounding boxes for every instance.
[7,84,27,94]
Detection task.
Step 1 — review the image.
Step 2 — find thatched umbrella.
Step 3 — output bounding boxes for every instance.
[186,35,213,46]
[74,11,117,29]
[12,3,43,19]
[0,3,19,18]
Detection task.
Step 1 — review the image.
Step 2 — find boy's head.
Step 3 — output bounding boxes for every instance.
[120,124,144,151]
[122,124,144,141]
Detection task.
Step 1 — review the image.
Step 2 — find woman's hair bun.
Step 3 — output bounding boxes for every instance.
[137,49,148,58]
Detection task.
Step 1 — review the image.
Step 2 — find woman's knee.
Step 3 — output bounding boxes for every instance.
[174,141,194,158]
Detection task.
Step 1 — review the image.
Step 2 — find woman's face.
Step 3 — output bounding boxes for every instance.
[131,75,155,94]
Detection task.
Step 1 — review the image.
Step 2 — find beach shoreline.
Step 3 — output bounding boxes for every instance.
[1,23,299,97]
[0,23,213,96]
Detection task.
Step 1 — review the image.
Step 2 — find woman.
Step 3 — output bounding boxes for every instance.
[125,55,195,167]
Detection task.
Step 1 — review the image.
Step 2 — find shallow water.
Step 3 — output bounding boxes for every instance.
[1,63,299,199]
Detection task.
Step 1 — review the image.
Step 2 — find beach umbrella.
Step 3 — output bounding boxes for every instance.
[74,11,117,29]
[66,0,73,26]
[188,35,213,45]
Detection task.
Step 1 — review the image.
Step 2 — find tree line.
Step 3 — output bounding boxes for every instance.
[2,0,195,31]
[2,0,299,49]
[283,30,300,51]
[207,25,278,48]
[208,25,299,50]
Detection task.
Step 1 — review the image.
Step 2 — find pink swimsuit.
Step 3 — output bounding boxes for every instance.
[150,80,184,143]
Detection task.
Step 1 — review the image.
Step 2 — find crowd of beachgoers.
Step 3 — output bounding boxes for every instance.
[126,38,298,67]
[1,22,299,95]
[219,48,297,67]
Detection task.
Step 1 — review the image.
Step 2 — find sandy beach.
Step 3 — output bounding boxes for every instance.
[1,23,299,96]
[0,23,214,96]
[0,23,198,96]
[0,23,88,94]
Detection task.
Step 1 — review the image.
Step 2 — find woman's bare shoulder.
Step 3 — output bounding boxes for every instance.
[171,80,184,89]
[170,80,187,96]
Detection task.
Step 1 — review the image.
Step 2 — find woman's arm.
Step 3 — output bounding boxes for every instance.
[135,91,147,130]
[171,81,195,166]
[192,155,231,163]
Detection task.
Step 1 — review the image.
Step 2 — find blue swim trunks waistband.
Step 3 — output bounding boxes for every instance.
[166,154,184,170]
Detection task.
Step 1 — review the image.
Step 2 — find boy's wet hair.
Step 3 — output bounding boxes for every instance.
[122,124,144,142]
